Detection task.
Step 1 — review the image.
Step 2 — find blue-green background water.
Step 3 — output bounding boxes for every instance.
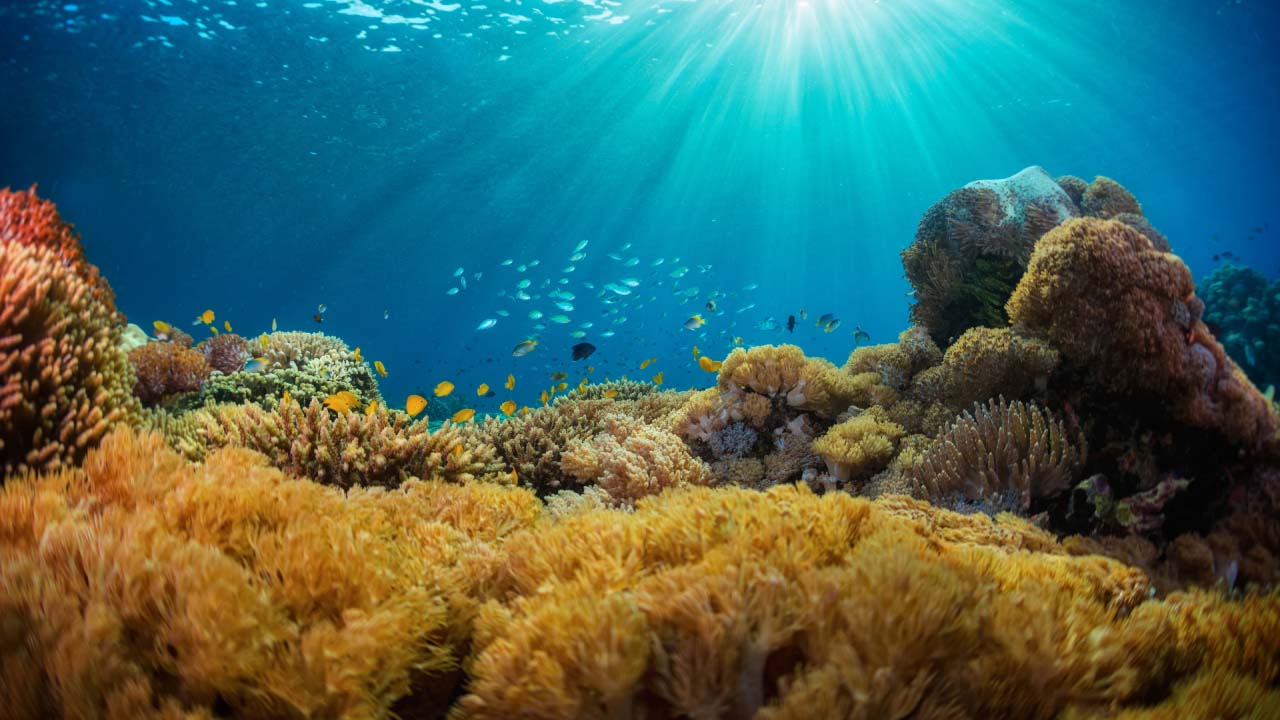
[2,0,1277,412]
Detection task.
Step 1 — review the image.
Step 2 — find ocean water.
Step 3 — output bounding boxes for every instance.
[2,0,1277,411]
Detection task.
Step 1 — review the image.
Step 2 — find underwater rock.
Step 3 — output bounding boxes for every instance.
[903,165,1079,346]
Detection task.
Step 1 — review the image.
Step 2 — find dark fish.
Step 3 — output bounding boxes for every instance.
[572,342,596,361]
[1213,254,1220,262]
[852,326,871,344]
[312,313,324,323]
[550,371,568,381]
[483,390,496,397]
[786,315,796,333]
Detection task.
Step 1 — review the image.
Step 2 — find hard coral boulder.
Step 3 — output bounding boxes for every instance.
[0,232,139,475]
[903,166,1078,347]
[1008,217,1277,450]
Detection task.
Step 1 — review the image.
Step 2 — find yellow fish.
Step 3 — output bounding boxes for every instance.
[259,333,269,350]
[505,373,515,391]
[540,390,549,406]
[451,408,476,423]
[451,444,463,458]
[152,320,171,335]
[509,469,518,485]
[374,360,388,377]
[639,358,652,370]
[324,390,360,414]
[477,383,490,396]
[734,336,743,346]
[199,309,215,324]
[698,355,722,373]
[209,326,219,335]
[223,320,232,333]
[578,378,588,390]
[603,389,618,399]
[406,394,428,417]
[271,317,277,332]
[587,366,594,374]
[692,345,700,358]
[365,399,378,416]
[652,371,664,386]
[556,382,568,392]
[353,347,362,362]
[434,381,454,397]
[500,399,516,416]
[281,390,292,406]
[683,315,704,330]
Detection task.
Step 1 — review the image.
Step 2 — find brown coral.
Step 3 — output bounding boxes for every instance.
[909,397,1084,512]
[1007,217,1277,449]
[908,326,1059,423]
[0,428,542,718]
[1080,175,1142,219]
[198,332,251,374]
[561,414,712,504]
[0,240,139,475]
[191,397,502,488]
[128,341,212,405]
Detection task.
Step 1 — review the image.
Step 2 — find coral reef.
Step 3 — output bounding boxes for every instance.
[1008,217,1277,450]
[455,483,1279,719]
[191,397,503,488]
[0,211,138,475]
[128,341,212,406]
[1201,261,1279,390]
[903,166,1078,346]
[718,343,869,418]
[0,428,542,718]
[908,397,1085,514]
[561,414,712,504]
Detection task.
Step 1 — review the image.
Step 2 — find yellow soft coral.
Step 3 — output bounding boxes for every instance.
[810,406,905,483]
[0,428,541,719]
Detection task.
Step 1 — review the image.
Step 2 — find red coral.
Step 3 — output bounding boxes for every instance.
[129,342,211,405]
[0,185,117,311]
[199,332,250,374]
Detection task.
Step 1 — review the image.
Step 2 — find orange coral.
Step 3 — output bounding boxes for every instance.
[0,240,139,475]
[455,483,1276,719]
[0,428,541,718]
[128,341,212,405]
[561,414,711,504]
[1008,217,1277,449]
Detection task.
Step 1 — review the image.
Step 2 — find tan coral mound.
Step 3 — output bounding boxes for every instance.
[909,326,1059,416]
[456,484,1279,719]
[1008,217,1277,449]
[0,239,139,475]
[810,406,905,484]
[908,397,1085,512]
[0,428,543,719]
[719,344,869,419]
[191,397,502,488]
[561,414,712,504]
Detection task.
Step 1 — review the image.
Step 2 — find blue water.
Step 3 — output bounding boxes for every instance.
[2,0,1278,411]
